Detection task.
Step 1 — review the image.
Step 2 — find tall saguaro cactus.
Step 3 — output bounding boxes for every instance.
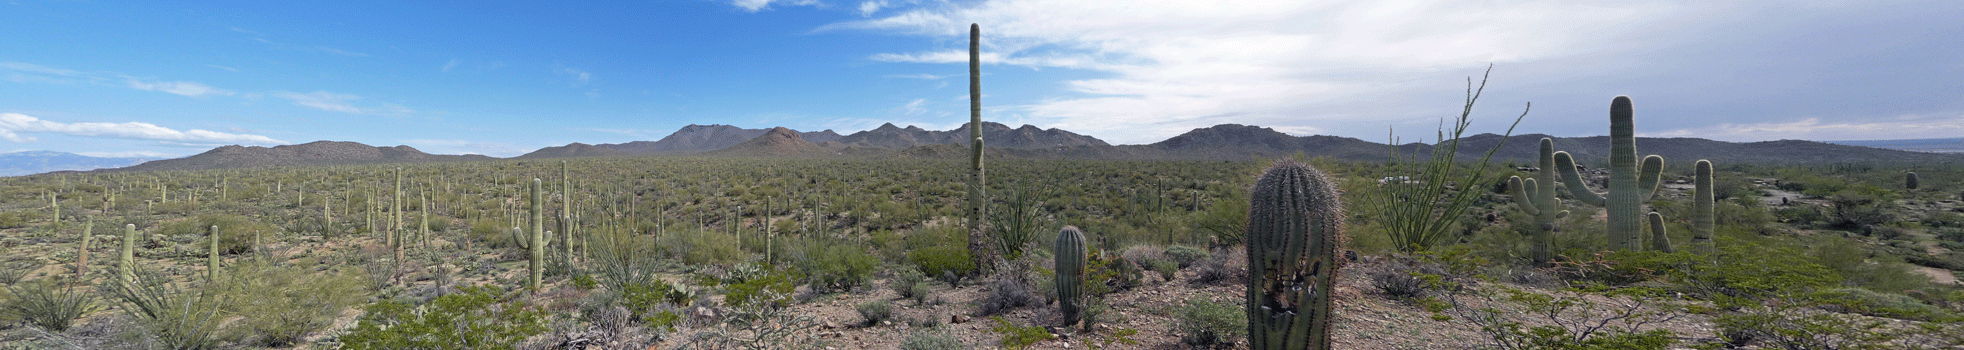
[966,23,999,273]
[120,224,137,288]
[562,161,574,263]
[208,225,221,283]
[1246,159,1345,350]
[76,219,93,276]
[1555,96,1664,251]
[1691,160,1715,253]
[1055,226,1087,327]
[519,179,549,291]
[1507,138,1570,264]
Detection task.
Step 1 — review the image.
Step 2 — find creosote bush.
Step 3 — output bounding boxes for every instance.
[339,285,548,350]
[1176,298,1246,348]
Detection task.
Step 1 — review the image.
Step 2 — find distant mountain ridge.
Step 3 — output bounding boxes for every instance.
[108,141,493,172]
[831,121,1109,149]
[0,151,152,176]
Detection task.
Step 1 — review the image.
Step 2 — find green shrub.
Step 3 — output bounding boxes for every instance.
[106,268,226,350]
[1163,245,1209,268]
[799,239,878,291]
[900,329,965,350]
[665,228,743,266]
[1811,287,1956,322]
[215,261,369,347]
[989,316,1053,350]
[891,266,927,300]
[856,300,892,326]
[620,279,692,323]
[1149,259,1178,282]
[907,226,977,281]
[157,214,275,255]
[1176,298,1246,347]
[724,267,797,308]
[1,278,96,332]
[0,211,26,229]
[339,285,549,350]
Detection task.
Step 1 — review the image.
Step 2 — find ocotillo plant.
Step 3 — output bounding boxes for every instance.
[1906,172,1919,190]
[1555,96,1664,251]
[1507,138,1569,264]
[966,22,998,273]
[120,224,136,288]
[1691,160,1715,254]
[1246,159,1344,350]
[1055,226,1087,327]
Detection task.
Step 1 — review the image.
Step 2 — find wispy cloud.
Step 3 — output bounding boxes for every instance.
[242,32,369,57]
[1645,113,1964,143]
[552,64,594,86]
[858,1,887,16]
[826,1,1957,144]
[127,80,233,97]
[441,59,461,73]
[205,64,240,72]
[884,73,948,79]
[902,98,928,116]
[272,91,412,116]
[0,113,285,145]
[731,0,819,12]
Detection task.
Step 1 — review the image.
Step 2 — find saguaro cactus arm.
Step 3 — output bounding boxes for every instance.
[1553,152,1607,206]
[1637,155,1664,202]
[1647,212,1672,253]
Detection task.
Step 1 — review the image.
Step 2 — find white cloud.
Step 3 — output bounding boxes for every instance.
[902,98,928,116]
[885,73,948,79]
[205,64,240,72]
[0,113,284,145]
[442,59,460,72]
[1645,113,1964,143]
[826,1,1716,144]
[553,65,593,86]
[272,91,412,116]
[74,150,181,158]
[732,0,819,12]
[859,1,887,16]
[127,80,233,97]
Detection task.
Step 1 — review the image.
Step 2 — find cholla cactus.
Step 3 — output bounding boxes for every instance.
[1055,226,1087,327]
[1245,159,1345,350]
[1508,138,1569,264]
[1555,96,1665,251]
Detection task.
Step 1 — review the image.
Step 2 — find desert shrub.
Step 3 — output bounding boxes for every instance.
[855,300,893,326]
[0,211,26,229]
[989,317,1053,350]
[870,229,908,263]
[723,266,797,308]
[890,266,927,301]
[664,228,742,266]
[795,238,878,292]
[214,261,369,347]
[1194,190,1247,247]
[1163,245,1209,268]
[1826,189,1896,230]
[2,278,97,332]
[1450,287,1679,350]
[1149,259,1179,282]
[978,267,1043,316]
[899,329,965,350]
[590,228,664,292]
[1936,227,1964,243]
[1086,249,1144,295]
[907,226,977,282]
[1812,287,1956,322]
[0,261,34,285]
[1191,246,1246,285]
[105,268,226,350]
[1176,298,1246,347]
[1365,254,1454,301]
[620,280,693,322]
[468,219,513,248]
[339,285,549,350]
[1715,304,1964,350]
[157,214,275,255]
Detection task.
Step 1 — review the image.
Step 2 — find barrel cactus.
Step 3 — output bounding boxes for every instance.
[1055,226,1088,327]
[1907,172,1919,190]
[1245,159,1345,350]
[1507,138,1569,264]
[1555,96,1664,251]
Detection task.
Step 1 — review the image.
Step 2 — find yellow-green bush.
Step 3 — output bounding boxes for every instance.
[157,214,276,255]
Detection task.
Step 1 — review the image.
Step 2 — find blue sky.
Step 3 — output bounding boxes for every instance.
[3,1,1961,158]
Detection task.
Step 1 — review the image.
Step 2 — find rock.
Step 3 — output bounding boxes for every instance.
[823,320,841,329]
[950,313,970,324]
[881,320,892,327]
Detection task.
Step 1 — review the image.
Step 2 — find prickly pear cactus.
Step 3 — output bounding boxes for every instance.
[1245,159,1345,350]
[1555,96,1665,251]
[1055,226,1087,327]
[1508,138,1570,264]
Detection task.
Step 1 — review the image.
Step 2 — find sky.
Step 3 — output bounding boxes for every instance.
[2,0,1961,158]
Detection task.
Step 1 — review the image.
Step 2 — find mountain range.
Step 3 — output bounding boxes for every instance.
[14,123,1963,176]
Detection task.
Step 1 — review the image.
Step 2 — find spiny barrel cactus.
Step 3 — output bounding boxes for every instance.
[1055,226,1087,327]
[1691,160,1714,254]
[1246,159,1345,350]
[120,224,137,288]
[1555,96,1664,251]
[1906,172,1919,190]
[1508,138,1569,264]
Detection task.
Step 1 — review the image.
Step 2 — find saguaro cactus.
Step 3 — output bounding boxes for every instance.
[76,219,93,276]
[1691,160,1715,254]
[120,224,136,288]
[1507,138,1570,264]
[522,179,550,291]
[965,22,999,273]
[208,225,221,282]
[1555,96,1665,251]
[1055,226,1088,327]
[1646,212,1672,253]
[1245,159,1345,350]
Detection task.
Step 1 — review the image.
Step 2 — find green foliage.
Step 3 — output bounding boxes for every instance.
[339,285,549,350]
[214,260,369,347]
[890,266,927,301]
[989,180,1049,260]
[666,228,743,266]
[157,214,273,255]
[621,280,693,323]
[900,329,965,350]
[908,226,978,281]
[1,278,96,332]
[1373,69,1527,252]
[1176,298,1247,347]
[1194,188,1247,247]
[723,266,797,308]
[1163,245,1209,268]
[1811,287,1956,322]
[1715,304,1964,350]
[590,226,663,292]
[1452,287,1679,350]
[855,300,893,326]
[0,211,26,229]
[989,316,1053,350]
[106,268,226,350]
[794,237,878,291]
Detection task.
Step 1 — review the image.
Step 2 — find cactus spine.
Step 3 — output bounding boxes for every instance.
[120,224,136,288]
[1246,159,1345,350]
[1691,160,1715,254]
[1555,96,1665,251]
[965,22,999,273]
[1507,138,1570,264]
[1055,226,1087,327]
[1906,172,1919,190]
